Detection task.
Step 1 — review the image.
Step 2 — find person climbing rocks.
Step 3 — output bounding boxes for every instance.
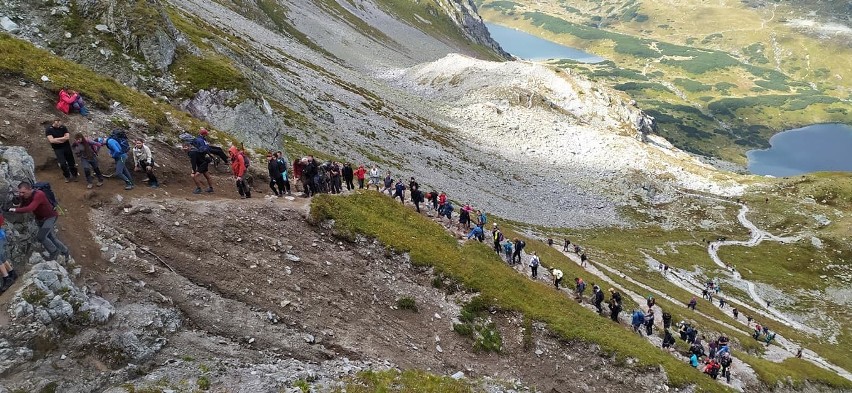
[491,224,504,254]
[732,307,739,320]
[575,277,586,299]
[701,288,709,300]
[592,284,604,314]
[529,251,540,278]
[56,86,89,117]
[644,308,655,336]
[342,162,355,191]
[552,268,563,289]
[746,315,753,326]
[106,130,134,190]
[46,119,79,183]
[466,224,484,242]
[502,239,513,263]
[631,309,645,335]
[687,296,697,311]
[608,288,622,322]
[71,133,104,189]
[662,311,672,330]
[0,215,18,293]
[229,146,251,199]
[132,139,158,188]
[563,238,571,252]
[353,164,366,189]
[9,182,70,260]
[512,238,526,265]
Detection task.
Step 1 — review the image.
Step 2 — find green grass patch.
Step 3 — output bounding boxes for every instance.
[336,369,473,392]
[170,51,252,99]
[396,296,418,311]
[738,354,852,390]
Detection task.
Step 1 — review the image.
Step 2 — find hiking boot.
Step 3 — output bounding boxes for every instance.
[124,184,134,190]
[192,188,202,194]
[149,183,159,189]
[71,176,79,182]
[96,181,104,187]
[8,269,17,281]
[240,195,246,199]
[0,277,12,293]
[86,183,93,189]
[206,187,214,193]
[64,178,70,183]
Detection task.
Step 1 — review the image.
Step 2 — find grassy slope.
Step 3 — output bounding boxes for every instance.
[311,191,852,391]
[476,0,852,163]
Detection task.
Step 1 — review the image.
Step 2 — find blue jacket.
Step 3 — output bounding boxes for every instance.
[690,354,699,367]
[467,226,483,239]
[631,310,645,326]
[107,138,125,159]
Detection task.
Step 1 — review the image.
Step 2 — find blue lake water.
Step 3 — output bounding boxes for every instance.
[485,23,605,63]
[747,123,852,177]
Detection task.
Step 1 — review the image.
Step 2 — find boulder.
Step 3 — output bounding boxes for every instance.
[0,16,19,34]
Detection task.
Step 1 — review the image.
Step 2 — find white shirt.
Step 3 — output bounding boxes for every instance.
[553,269,563,279]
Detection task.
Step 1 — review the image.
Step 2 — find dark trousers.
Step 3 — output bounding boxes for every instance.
[512,250,522,264]
[610,308,620,322]
[555,277,562,289]
[594,301,603,313]
[237,179,251,197]
[139,160,158,186]
[344,176,354,190]
[53,146,78,179]
[80,158,104,184]
[270,176,286,195]
[331,176,342,194]
[357,179,365,189]
[531,265,538,278]
[645,322,653,335]
[414,200,420,212]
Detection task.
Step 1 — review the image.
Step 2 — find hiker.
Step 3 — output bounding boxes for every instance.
[438,191,447,210]
[575,277,586,299]
[302,156,319,196]
[132,139,158,188]
[563,238,571,251]
[547,238,554,247]
[796,348,803,359]
[631,309,645,335]
[580,252,588,267]
[276,152,291,195]
[647,295,656,309]
[393,179,406,203]
[439,201,454,227]
[662,329,676,349]
[342,163,355,191]
[644,308,655,335]
[552,268,563,289]
[428,190,439,211]
[329,162,342,194]
[764,331,775,345]
[662,311,672,330]
[746,315,753,326]
[476,210,487,227]
[458,204,471,231]
[719,352,732,383]
[529,251,540,278]
[687,327,698,344]
[46,119,79,183]
[502,239,513,263]
[608,288,622,322]
[292,158,305,195]
[679,322,689,341]
[491,224,503,253]
[573,244,581,254]
[267,153,284,196]
[412,186,424,213]
[228,146,251,199]
[368,165,380,191]
[181,132,213,194]
[701,288,709,300]
[9,182,69,260]
[381,173,394,195]
[719,297,726,308]
[194,129,229,165]
[56,87,89,117]
[0,215,19,293]
[592,285,604,314]
[752,324,762,339]
[689,353,699,368]
[703,358,721,380]
[107,130,134,190]
[353,164,366,189]
[466,224,484,242]
[512,238,526,265]
[687,296,697,311]
[71,133,104,189]
[732,307,739,320]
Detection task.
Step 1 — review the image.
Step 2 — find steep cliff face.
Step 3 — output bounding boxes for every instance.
[436,0,513,59]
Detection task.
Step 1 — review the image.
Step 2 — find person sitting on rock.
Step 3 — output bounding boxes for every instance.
[56,86,89,117]
[71,133,105,189]
[133,139,158,188]
[8,181,70,260]
[0,214,19,293]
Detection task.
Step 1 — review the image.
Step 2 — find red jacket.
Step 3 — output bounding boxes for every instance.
[56,90,77,114]
[292,159,304,179]
[16,190,57,221]
[229,146,246,177]
[354,166,366,180]
[438,193,447,205]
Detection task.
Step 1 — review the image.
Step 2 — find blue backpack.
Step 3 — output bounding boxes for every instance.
[193,136,211,153]
[108,129,130,155]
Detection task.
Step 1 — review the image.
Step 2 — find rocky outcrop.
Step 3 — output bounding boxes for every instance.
[0,146,39,266]
[438,0,512,60]
[181,90,286,148]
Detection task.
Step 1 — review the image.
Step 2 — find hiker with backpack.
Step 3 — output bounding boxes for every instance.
[592,284,604,313]
[228,146,251,199]
[107,129,134,190]
[580,252,588,267]
[662,311,672,329]
[9,182,69,260]
[575,277,587,299]
[368,165,381,191]
[512,238,526,265]
[0,215,19,293]
[180,131,214,194]
[45,119,79,183]
[393,179,406,203]
[381,173,394,196]
[466,224,484,242]
[132,139,158,188]
[719,352,732,383]
[502,240,513,263]
[411,186,424,213]
[56,87,89,117]
[528,251,540,278]
[687,296,697,311]
[491,224,503,253]
[608,288,623,322]
[439,200,454,227]
[644,308,655,335]
[329,162,342,194]
[267,153,285,197]
[458,204,472,231]
[732,307,739,320]
[274,152,291,195]
[662,329,676,349]
[631,309,645,335]
[71,133,105,189]
[342,163,355,191]
[563,238,571,252]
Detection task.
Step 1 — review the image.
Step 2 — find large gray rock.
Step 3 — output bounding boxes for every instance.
[0,146,40,266]
[0,16,19,34]
[182,90,286,148]
[9,258,114,325]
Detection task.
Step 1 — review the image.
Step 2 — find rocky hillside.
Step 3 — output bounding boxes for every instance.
[1,0,746,227]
